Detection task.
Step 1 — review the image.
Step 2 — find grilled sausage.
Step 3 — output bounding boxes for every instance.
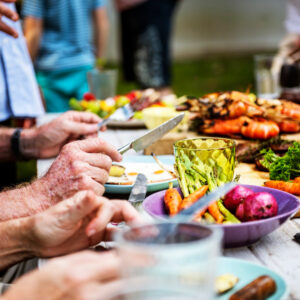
[229,275,276,300]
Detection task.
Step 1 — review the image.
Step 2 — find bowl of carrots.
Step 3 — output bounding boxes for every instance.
[143,184,300,248]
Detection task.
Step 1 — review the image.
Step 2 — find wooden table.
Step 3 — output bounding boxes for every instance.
[37,116,300,299]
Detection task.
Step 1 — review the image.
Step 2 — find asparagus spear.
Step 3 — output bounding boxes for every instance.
[217,200,241,223]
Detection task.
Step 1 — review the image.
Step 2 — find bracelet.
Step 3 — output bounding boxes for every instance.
[11,128,23,159]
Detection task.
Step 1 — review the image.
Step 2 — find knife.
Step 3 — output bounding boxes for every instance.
[174,182,236,220]
[98,103,134,129]
[118,112,185,154]
[128,173,148,209]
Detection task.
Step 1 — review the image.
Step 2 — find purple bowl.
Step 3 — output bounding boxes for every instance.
[143,184,300,248]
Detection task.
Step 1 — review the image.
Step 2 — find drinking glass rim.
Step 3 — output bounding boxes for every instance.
[114,221,223,250]
[174,137,236,151]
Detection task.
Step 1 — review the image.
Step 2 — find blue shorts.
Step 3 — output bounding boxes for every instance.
[36,65,93,112]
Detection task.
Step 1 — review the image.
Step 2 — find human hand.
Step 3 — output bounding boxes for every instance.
[38,137,122,203]
[0,0,19,38]
[27,190,142,257]
[20,111,104,159]
[2,251,123,300]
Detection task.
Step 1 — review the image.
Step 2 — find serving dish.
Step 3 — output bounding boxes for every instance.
[143,184,300,248]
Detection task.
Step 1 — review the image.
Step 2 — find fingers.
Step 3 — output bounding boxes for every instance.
[108,200,144,225]
[0,20,18,38]
[86,199,114,237]
[56,191,101,225]
[79,152,112,171]
[86,200,143,237]
[75,138,122,162]
[64,120,99,136]
[65,111,102,124]
[74,162,109,184]
[0,2,18,20]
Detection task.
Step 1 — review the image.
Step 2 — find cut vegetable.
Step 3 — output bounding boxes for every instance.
[109,165,126,177]
[215,273,239,294]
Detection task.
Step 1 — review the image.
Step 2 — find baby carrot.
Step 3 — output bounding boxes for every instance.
[164,182,183,216]
[264,180,300,195]
[293,177,300,183]
[208,201,224,224]
[179,185,209,211]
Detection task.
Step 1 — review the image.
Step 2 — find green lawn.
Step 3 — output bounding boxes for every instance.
[18,54,257,182]
[117,55,255,96]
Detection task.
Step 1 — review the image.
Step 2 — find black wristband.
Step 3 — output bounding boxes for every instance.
[11,128,23,159]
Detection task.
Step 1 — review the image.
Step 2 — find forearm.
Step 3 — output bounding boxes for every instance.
[23,17,43,61]
[94,8,109,58]
[0,127,40,162]
[0,218,34,271]
[0,128,15,161]
[0,178,51,221]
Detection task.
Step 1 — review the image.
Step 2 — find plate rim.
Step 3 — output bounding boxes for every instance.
[217,256,289,299]
[104,155,178,193]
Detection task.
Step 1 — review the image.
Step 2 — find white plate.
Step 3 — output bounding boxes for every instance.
[104,155,178,194]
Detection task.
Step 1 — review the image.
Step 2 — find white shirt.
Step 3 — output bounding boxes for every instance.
[286,0,300,34]
[0,3,44,121]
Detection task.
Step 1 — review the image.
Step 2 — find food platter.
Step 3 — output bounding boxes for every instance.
[216,257,288,300]
[104,155,178,194]
[143,184,300,247]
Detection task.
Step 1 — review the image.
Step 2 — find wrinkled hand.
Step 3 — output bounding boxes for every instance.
[0,0,19,37]
[28,190,142,257]
[2,251,123,300]
[21,111,104,159]
[39,137,122,202]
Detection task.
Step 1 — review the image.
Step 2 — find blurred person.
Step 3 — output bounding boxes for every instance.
[0,190,141,285]
[0,0,44,187]
[1,251,122,300]
[274,0,300,71]
[115,0,180,95]
[23,0,109,112]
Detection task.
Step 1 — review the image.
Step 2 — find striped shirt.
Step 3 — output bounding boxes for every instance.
[22,0,106,71]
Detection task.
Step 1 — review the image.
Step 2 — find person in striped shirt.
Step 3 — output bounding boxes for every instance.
[22,0,109,112]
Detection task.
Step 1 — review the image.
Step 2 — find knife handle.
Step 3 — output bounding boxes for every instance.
[118,143,131,154]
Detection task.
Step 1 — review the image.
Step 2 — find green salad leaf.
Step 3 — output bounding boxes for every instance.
[260,142,300,181]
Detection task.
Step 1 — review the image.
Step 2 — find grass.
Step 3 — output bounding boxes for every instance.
[117,55,255,96]
[18,54,256,182]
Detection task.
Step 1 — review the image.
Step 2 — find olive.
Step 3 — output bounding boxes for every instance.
[293,233,300,244]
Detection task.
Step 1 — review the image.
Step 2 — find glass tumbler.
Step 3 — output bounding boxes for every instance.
[114,222,222,300]
[174,137,236,197]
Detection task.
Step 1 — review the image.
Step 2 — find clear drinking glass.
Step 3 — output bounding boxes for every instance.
[87,69,118,99]
[114,222,222,300]
[254,54,279,98]
[174,138,236,197]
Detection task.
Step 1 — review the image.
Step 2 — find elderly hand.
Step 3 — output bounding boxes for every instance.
[0,0,19,38]
[27,190,142,257]
[20,111,104,159]
[2,251,123,300]
[38,137,121,203]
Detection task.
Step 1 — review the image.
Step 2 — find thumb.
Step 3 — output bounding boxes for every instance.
[56,191,101,225]
[64,120,99,136]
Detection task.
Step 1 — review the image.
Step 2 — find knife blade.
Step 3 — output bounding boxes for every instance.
[128,173,148,209]
[155,182,237,243]
[98,103,134,129]
[174,182,236,220]
[118,112,185,154]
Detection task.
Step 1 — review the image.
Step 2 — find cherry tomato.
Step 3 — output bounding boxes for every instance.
[83,92,96,101]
